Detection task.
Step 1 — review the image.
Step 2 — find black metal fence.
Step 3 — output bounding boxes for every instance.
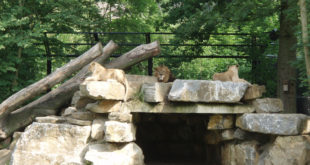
[39,32,270,81]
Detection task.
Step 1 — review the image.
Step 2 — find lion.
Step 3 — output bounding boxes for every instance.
[212,65,251,84]
[154,65,175,83]
[85,62,129,101]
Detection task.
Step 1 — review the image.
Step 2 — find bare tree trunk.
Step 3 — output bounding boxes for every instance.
[277,0,297,113]
[0,41,160,139]
[0,43,103,117]
[299,0,310,87]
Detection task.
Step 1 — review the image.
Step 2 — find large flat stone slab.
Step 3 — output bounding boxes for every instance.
[104,121,136,142]
[80,80,125,100]
[124,100,254,114]
[168,79,248,103]
[11,122,91,165]
[236,113,310,135]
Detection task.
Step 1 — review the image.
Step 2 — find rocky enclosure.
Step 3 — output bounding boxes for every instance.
[2,74,310,165]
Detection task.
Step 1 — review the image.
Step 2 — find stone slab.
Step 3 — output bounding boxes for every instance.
[236,113,310,135]
[124,100,254,114]
[108,111,133,123]
[168,79,248,103]
[80,81,125,100]
[35,116,66,124]
[91,117,107,140]
[253,98,283,113]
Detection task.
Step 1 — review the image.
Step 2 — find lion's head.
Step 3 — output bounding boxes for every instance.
[154,65,171,83]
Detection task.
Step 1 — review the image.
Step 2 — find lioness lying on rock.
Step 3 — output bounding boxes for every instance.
[212,65,250,84]
[154,65,175,83]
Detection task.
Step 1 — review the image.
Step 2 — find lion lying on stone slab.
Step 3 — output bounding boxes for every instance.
[154,65,175,83]
[212,65,251,84]
[85,62,129,101]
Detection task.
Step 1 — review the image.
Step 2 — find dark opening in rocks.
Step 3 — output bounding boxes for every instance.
[134,113,220,165]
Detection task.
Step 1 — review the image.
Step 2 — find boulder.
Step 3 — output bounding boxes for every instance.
[11,122,91,165]
[259,135,310,165]
[124,100,254,114]
[80,80,125,100]
[71,91,96,109]
[236,113,310,135]
[253,98,283,113]
[84,143,144,165]
[207,115,234,130]
[221,141,259,165]
[104,121,136,142]
[242,84,266,100]
[108,111,133,123]
[141,82,173,102]
[86,100,122,113]
[91,117,107,140]
[168,79,248,103]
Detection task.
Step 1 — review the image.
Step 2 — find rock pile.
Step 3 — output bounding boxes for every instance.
[2,77,310,165]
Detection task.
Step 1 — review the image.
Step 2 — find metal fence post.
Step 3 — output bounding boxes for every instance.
[43,32,52,75]
[145,33,153,76]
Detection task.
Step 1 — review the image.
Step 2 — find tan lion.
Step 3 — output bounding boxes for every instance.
[85,62,129,101]
[212,65,251,84]
[154,65,175,83]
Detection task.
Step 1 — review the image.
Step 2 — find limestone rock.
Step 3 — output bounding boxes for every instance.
[66,117,92,126]
[11,122,91,165]
[108,111,133,123]
[236,113,310,135]
[104,121,136,142]
[125,74,158,100]
[80,81,125,100]
[35,116,66,124]
[69,111,94,121]
[221,141,259,165]
[91,117,107,140]
[259,135,310,165]
[71,91,96,109]
[141,82,173,102]
[253,98,283,113]
[207,115,234,130]
[243,84,266,100]
[124,100,254,114]
[10,132,22,150]
[84,143,144,165]
[205,130,234,144]
[63,107,78,116]
[0,149,11,165]
[86,100,122,113]
[168,79,248,103]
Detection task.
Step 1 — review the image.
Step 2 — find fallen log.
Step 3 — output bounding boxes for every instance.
[0,41,160,139]
[0,42,104,117]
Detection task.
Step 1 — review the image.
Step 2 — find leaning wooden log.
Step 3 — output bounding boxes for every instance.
[0,42,104,117]
[0,41,160,139]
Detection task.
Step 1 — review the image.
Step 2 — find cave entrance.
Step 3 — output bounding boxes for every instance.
[134,113,220,165]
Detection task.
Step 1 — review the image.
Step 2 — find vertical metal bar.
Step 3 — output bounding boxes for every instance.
[93,33,99,42]
[43,32,52,75]
[251,35,257,83]
[145,33,153,75]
